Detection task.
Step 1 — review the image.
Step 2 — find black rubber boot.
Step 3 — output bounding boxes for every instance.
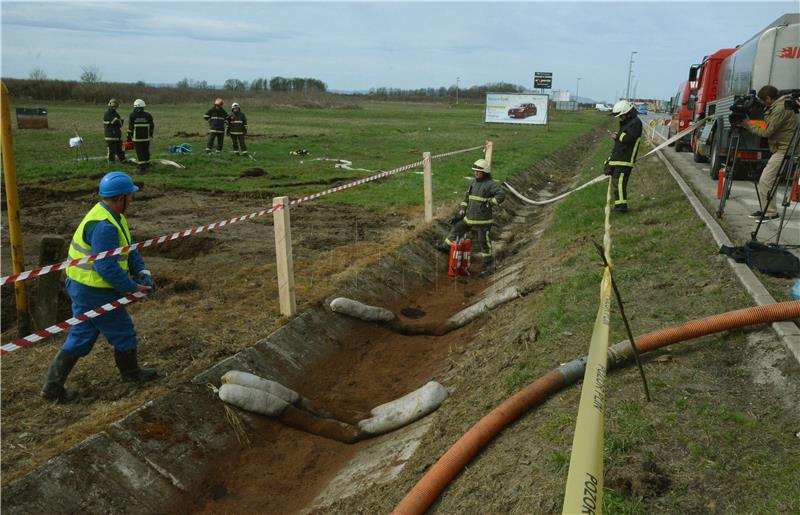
[41,350,80,403]
[114,349,158,383]
[479,256,495,278]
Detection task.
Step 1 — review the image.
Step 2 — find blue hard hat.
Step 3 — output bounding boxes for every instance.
[99,171,139,197]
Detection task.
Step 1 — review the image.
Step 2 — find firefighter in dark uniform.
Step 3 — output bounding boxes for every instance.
[437,158,505,276]
[227,102,248,156]
[204,98,228,154]
[127,99,155,173]
[605,100,642,213]
[103,99,126,163]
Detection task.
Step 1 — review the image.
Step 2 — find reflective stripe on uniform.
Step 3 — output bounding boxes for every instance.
[608,137,641,167]
[463,216,493,225]
[66,203,132,288]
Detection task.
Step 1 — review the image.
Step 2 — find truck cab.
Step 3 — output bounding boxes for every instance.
[668,80,697,152]
[687,48,736,163]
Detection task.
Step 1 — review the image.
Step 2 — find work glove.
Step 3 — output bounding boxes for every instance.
[135,269,155,297]
[459,209,466,217]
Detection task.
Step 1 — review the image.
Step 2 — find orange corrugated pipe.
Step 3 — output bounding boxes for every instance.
[392,300,800,515]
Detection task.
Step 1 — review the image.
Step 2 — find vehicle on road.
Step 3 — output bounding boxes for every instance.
[687,47,736,164]
[595,103,612,112]
[668,80,697,152]
[507,103,537,118]
[695,13,800,179]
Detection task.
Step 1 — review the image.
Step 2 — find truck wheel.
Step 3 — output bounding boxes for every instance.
[709,132,723,180]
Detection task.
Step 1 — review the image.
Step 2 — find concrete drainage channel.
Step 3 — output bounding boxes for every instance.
[2,133,601,514]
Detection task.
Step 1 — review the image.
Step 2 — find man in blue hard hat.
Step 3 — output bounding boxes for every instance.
[41,171,158,403]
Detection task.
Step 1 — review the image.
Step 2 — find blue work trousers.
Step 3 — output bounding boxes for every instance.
[61,279,137,357]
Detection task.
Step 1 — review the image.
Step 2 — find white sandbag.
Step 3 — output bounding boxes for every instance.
[329,297,395,322]
[358,381,449,435]
[446,286,520,329]
[221,370,300,404]
[218,383,289,416]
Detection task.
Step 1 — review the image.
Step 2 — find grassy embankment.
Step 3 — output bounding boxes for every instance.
[9,101,600,210]
[379,133,800,514]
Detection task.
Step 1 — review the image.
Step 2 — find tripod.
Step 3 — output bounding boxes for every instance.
[751,124,800,245]
[716,126,743,219]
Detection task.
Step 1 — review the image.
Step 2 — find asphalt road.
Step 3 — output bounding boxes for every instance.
[642,112,799,259]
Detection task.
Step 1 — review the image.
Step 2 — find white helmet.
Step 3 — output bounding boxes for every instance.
[133,98,146,108]
[231,102,240,109]
[472,158,489,173]
[611,100,634,118]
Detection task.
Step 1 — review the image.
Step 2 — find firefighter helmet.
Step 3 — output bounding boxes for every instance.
[472,158,489,173]
[231,102,240,109]
[108,98,119,108]
[99,171,139,198]
[611,100,635,118]
[133,98,146,108]
[214,97,224,106]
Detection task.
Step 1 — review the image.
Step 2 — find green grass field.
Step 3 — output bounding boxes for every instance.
[9,101,604,210]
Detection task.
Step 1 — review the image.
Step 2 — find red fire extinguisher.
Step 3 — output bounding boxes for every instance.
[448,237,471,277]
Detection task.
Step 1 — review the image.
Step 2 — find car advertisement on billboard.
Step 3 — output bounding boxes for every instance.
[485,93,549,125]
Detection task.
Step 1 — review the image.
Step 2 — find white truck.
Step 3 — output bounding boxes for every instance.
[696,13,800,179]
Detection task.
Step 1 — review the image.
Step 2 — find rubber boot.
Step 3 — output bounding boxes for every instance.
[479,256,495,278]
[41,350,80,403]
[114,349,158,383]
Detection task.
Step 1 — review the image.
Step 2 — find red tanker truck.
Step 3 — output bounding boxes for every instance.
[694,13,800,179]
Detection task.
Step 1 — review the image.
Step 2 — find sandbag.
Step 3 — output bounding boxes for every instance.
[221,370,300,404]
[358,381,449,435]
[218,383,290,416]
[329,297,396,322]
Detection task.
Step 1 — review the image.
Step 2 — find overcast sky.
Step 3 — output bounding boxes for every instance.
[1,1,796,102]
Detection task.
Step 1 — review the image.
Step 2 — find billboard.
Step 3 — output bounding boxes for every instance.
[485,93,549,125]
[534,72,553,89]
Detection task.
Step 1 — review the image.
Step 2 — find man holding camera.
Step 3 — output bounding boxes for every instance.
[739,85,798,220]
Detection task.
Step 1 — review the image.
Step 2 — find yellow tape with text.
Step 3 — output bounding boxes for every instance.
[562,179,613,515]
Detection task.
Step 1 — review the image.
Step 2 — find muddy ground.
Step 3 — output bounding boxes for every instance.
[4,130,798,514]
[0,170,431,484]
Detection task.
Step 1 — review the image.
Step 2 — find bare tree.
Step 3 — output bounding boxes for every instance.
[29,68,48,81]
[80,65,102,84]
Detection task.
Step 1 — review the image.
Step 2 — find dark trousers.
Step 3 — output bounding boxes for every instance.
[230,134,247,153]
[106,140,125,162]
[206,132,224,152]
[445,219,493,257]
[611,166,632,211]
[134,141,150,170]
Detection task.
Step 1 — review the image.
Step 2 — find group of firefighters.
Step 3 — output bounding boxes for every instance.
[102,97,249,172]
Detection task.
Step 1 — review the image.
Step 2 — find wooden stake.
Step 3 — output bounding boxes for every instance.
[1,81,31,335]
[273,196,296,317]
[423,152,433,222]
[484,140,493,172]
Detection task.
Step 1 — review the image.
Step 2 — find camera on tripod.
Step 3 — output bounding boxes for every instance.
[782,89,800,113]
[728,90,758,125]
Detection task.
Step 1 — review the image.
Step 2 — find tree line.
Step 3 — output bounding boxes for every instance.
[366,82,526,99]
[178,76,328,93]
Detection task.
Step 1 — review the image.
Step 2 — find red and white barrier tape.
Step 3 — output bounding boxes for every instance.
[1,145,483,287]
[1,291,147,355]
[2,145,484,353]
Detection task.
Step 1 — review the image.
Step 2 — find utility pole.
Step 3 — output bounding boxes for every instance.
[576,77,581,107]
[456,77,460,105]
[625,51,637,99]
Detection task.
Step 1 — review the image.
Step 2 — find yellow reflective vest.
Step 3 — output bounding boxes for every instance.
[66,202,131,288]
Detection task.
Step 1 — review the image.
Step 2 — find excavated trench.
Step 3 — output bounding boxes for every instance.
[2,132,602,514]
